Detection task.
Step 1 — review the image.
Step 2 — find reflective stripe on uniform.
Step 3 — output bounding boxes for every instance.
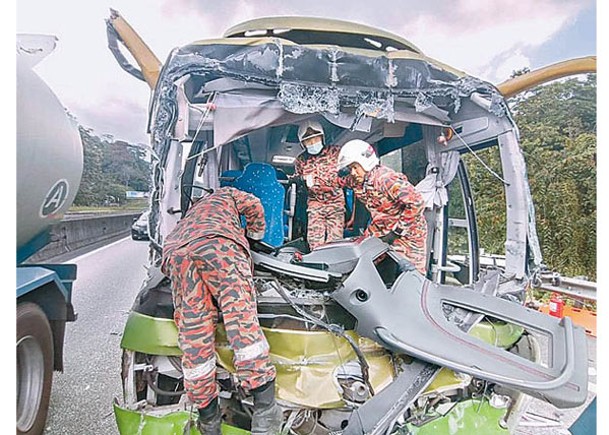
[247,230,265,240]
[234,340,269,362]
[182,357,216,381]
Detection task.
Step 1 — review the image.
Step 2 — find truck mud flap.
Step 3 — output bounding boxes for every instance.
[331,259,588,409]
[343,360,439,435]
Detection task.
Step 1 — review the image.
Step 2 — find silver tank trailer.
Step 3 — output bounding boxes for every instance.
[16,34,83,253]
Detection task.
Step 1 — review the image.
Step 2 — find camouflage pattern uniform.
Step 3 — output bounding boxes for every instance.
[295,145,345,249]
[161,187,276,409]
[340,165,428,273]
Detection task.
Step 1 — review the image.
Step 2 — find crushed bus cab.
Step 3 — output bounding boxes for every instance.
[106,10,595,435]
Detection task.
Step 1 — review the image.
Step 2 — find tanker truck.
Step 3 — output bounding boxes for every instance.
[16,34,83,435]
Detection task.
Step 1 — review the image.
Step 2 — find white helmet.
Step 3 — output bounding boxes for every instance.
[297,120,324,142]
[338,139,379,172]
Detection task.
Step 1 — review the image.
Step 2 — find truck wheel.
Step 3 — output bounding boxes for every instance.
[17,302,54,435]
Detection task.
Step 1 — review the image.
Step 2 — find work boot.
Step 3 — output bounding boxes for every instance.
[250,380,283,435]
[196,397,222,435]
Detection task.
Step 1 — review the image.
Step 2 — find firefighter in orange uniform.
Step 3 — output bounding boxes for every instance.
[161,186,282,435]
[337,139,428,274]
[293,120,345,250]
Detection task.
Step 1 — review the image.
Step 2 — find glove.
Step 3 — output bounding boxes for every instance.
[380,230,399,245]
[246,237,259,249]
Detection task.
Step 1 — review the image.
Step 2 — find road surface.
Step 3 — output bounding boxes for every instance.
[44,237,150,435]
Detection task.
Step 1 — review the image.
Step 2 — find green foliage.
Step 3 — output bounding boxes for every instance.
[401,141,428,185]
[70,199,149,213]
[467,75,596,279]
[464,147,507,256]
[73,126,152,207]
[73,127,105,206]
[102,140,152,192]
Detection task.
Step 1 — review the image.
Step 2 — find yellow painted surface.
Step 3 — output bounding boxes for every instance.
[215,326,395,408]
[496,57,596,98]
[107,10,162,88]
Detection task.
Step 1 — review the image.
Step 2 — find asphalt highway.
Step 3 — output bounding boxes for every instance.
[44,237,150,435]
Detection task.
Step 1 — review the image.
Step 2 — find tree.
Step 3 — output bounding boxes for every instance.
[74,127,152,207]
[516,76,596,279]
[467,75,596,279]
[73,126,106,206]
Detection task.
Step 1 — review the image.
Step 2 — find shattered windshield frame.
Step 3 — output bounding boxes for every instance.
[145,38,542,283]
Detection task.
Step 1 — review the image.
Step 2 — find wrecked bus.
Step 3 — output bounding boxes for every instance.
[106,11,594,434]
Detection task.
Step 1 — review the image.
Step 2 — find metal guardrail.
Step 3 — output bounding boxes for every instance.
[26,213,140,263]
[535,274,597,302]
[449,254,597,302]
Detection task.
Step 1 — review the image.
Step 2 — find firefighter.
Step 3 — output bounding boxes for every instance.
[161,186,282,435]
[336,139,428,274]
[293,120,345,250]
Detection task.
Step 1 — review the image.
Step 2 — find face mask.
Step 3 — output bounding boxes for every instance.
[306,140,323,155]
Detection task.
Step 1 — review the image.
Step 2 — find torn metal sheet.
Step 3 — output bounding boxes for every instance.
[405,399,509,434]
[120,311,181,357]
[343,360,438,435]
[498,131,540,278]
[148,39,505,159]
[113,401,249,435]
[328,238,588,409]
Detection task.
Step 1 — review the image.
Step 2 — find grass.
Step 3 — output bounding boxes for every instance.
[69,199,149,214]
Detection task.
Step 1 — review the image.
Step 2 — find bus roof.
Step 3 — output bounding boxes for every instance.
[222,16,422,54]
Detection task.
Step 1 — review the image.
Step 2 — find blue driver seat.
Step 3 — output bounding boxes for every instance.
[233,163,286,246]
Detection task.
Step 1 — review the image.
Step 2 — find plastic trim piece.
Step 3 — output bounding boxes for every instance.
[331,243,588,409]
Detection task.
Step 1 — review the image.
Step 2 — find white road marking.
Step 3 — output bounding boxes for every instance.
[63,236,131,263]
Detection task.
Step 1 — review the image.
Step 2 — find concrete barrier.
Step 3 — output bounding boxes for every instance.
[28,213,141,262]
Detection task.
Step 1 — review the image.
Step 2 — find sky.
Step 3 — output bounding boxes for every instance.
[15,0,597,145]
